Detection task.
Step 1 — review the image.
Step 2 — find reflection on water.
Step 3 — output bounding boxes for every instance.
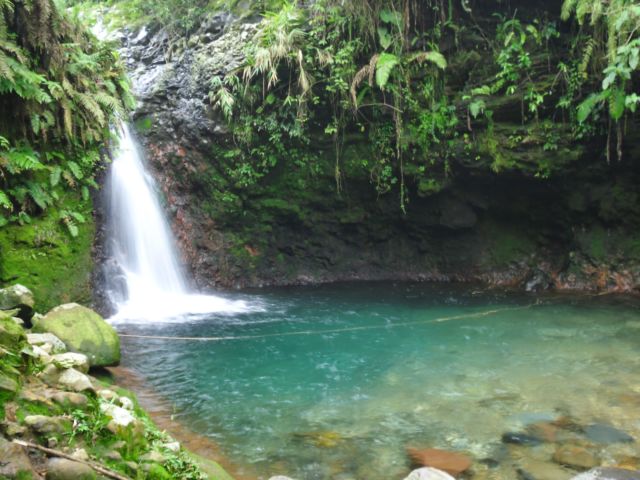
[116,283,640,480]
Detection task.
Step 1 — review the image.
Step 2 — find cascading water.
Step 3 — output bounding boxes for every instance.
[105,124,254,322]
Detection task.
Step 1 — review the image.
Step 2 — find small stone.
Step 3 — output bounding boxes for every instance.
[527,422,561,443]
[517,458,573,480]
[407,447,472,476]
[584,424,634,444]
[101,403,135,429]
[0,284,34,315]
[553,444,600,470]
[39,364,62,385]
[124,461,138,472]
[27,333,67,354]
[112,440,127,450]
[57,368,93,392]
[71,448,90,461]
[570,467,640,479]
[46,457,96,480]
[164,441,180,452]
[118,396,134,410]
[52,353,90,373]
[48,437,58,448]
[32,344,53,363]
[24,415,68,435]
[140,451,166,464]
[51,391,89,408]
[105,450,122,461]
[403,467,456,480]
[0,373,18,393]
[268,477,298,480]
[502,432,543,446]
[0,436,36,478]
[4,421,27,437]
[97,389,118,402]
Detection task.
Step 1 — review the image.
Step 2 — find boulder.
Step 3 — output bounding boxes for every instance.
[45,458,96,480]
[34,304,120,367]
[52,352,90,373]
[57,368,93,392]
[403,467,456,480]
[27,333,67,354]
[0,284,34,318]
[407,448,472,476]
[571,468,640,479]
[0,436,37,479]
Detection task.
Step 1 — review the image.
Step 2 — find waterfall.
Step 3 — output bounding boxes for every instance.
[105,124,253,322]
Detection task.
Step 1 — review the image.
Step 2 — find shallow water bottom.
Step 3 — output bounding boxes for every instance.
[116,283,640,479]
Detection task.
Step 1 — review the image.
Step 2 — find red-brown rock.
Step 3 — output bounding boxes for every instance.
[407,447,472,476]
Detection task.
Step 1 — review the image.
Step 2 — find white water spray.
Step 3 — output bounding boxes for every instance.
[105,124,254,322]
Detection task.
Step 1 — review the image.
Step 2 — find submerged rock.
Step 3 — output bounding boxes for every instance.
[45,458,96,480]
[33,304,120,367]
[502,432,543,446]
[584,424,634,444]
[403,467,456,480]
[553,444,600,470]
[570,468,640,479]
[407,447,472,476]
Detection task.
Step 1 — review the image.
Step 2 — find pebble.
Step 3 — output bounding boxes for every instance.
[403,467,456,480]
[502,432,543,446]
[570,467,640,479]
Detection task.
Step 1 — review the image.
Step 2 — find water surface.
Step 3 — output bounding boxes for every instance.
[117,283,640,479]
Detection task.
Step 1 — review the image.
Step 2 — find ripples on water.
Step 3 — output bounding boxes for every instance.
[115,283,640,479]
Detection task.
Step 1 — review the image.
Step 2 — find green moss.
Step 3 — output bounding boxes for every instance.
[481,220,537,267]
[577,226,608,262]
[0,196,95,312]
[135,116,154,132]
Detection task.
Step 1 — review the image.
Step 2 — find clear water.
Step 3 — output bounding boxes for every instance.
[117,283,640,479]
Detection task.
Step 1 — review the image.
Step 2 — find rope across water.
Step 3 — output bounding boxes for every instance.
[118,303,540,343]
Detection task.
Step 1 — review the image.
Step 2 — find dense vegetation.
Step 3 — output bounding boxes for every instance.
[0,0,132,233]
[204,0,640,212]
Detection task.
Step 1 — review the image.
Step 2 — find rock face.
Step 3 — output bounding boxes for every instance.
[33,304,120,367]
[100,8,640,296]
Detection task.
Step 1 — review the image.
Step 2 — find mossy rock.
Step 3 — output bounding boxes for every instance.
[33,304,120,367]
[0,315,26,351]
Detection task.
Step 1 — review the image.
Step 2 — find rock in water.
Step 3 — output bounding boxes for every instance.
[403,467,456,480]
[0,284,34,318]
[584,424,634,444]
[407,447,472,476]
[502,432,543,446]
[46,458,96,480]
[553,445,600,470]
[33,304,120,367]
[570,468,640,479]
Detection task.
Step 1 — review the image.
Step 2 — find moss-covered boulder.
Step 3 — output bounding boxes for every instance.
[33,303,120,367]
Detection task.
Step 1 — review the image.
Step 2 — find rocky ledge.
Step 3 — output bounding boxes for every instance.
[0,284,232,480]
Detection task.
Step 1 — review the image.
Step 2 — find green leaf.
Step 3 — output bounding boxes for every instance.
[378,27,392,50]
[610,88,626,120]
[50,166,62,187]
[577,92,604,123]
[0,190,12,210]
[379,9,402,29]
[375,53,399,90]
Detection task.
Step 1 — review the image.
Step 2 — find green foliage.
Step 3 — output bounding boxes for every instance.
[0,0,132,231]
